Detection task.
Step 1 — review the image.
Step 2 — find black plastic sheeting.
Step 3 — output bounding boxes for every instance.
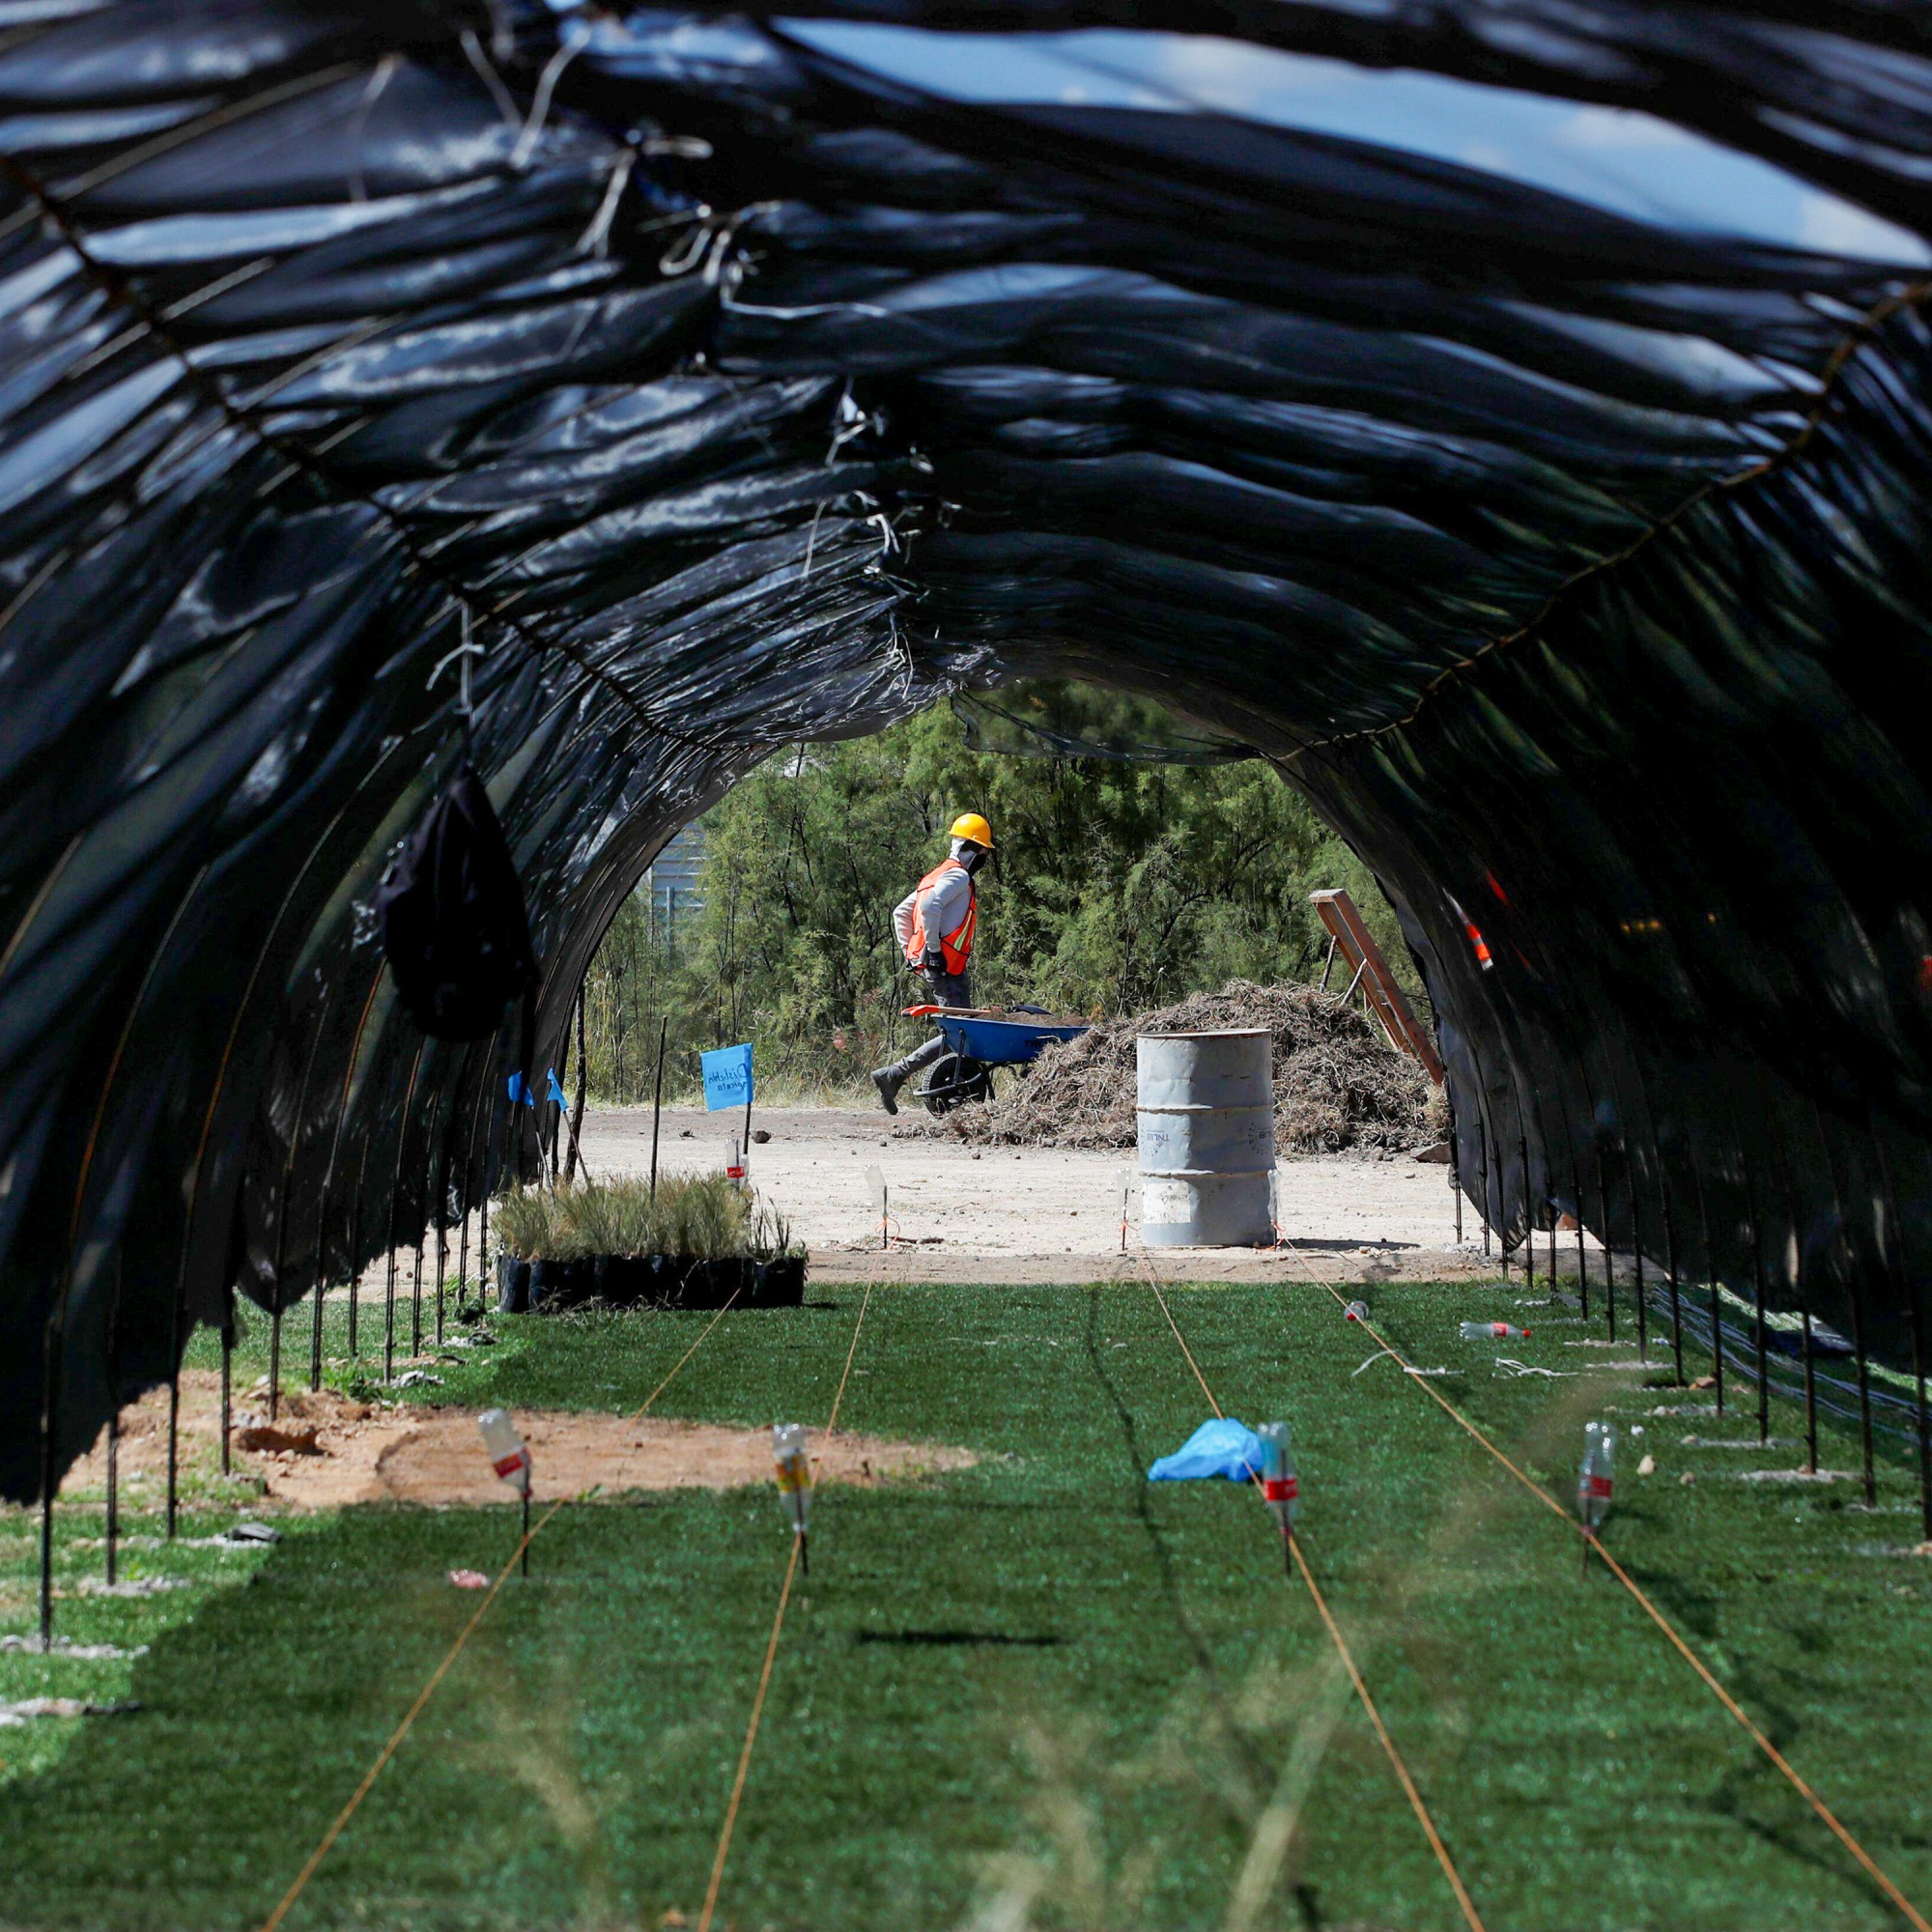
[5,0,1932,1497]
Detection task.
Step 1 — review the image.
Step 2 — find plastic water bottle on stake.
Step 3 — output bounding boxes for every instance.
[726,1136,748,1183]
[1461,1320,1531,1340]
[1344,1300,1369,1323]
[478,1407,533,1576]
[864,1164,887,1250]
[774,1422,811,1573]
[1255,1421,1298,1572]
[1577,1420,1615,1575]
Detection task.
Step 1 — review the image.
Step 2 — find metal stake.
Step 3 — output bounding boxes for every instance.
[1801,1301,1819,1474]
[1520,1134,1533,1292]
[1478,1116,1492,1255]
[1633,1190,1648,1367]
[649,1014,668,1197]
[1598,1148,1614,1340]
[1574,1154,1589,1320]
[1744,1150,1770,1447]
[105,1251,123,1587]
[220,1286,234,1476]
[1662,1178,1684,1386]
[38,1300,63,1648]
[347,1145,365,1360]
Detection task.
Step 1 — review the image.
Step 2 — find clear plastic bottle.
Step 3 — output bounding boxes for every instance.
[477,1407,529,1493]
[1255,1421,1299,1535]
[1461,1320,1530,1340]
[773,1422,811,1541]
[1344,1299,1369,1323]
[1577,1420,1615,1530]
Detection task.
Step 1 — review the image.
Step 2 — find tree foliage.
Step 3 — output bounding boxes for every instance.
[581,702,1421,1098]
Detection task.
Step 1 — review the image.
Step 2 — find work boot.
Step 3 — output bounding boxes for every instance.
[871,1065,902,1116]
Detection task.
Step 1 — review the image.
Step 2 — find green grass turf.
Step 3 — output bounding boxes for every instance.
[3,1277,1930,1930]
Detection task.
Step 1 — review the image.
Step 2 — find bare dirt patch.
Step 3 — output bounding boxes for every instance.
[342,1412,975,1509]
[57,1376,973,1512]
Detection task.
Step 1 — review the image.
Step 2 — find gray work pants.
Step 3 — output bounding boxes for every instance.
[885,971,972,1082]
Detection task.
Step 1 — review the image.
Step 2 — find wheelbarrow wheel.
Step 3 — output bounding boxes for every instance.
[919,1051,993,1116]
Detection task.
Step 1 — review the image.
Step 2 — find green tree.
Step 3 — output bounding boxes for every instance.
[582,700,1422,1098]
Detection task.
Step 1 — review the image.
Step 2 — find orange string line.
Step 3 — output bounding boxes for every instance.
[1288,1536,1488,1932]
[1313,1279,1931,1932]
[696,1270,878,1932]
[258,1289,743,1932]
[258,1496,562,1932]
[696,1535,802,1932]
[1139,1266,1486,1930]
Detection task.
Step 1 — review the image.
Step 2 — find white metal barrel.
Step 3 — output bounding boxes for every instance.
[1137,1029,1275,1246]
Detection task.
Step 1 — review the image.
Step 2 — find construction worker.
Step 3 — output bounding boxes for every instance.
[871,812,993,1115]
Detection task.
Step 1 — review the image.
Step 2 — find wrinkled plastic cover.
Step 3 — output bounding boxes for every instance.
[4,0,1932,1494]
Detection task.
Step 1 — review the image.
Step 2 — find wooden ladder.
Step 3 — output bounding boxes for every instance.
[1310,888,1445,1085]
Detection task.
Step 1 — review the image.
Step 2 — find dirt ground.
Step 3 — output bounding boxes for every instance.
[575,1103,1498,1284]
[55,1375,972,1511]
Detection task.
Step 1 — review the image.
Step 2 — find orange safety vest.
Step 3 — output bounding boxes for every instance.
[904,860,976,974]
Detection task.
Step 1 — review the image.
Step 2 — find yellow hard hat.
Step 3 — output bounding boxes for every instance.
[949,810,994,849]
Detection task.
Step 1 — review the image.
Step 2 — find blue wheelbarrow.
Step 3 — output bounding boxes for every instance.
[903,1005,1090,1115]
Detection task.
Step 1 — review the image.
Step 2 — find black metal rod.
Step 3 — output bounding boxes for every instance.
[1572,1150,1589,1319]
[1633,1158,1648,1367]
[1801,1302,1819,1473]
[1597,1148,1614,1341]
[346,1143,365,1361]
[1815,1105,1870,1501]
[412,1156,428,1360]
[521,1488,530,1578]
[1875,1128,1932,1541]
[384,1046,426,1382]
[1662,1175,1684,1387]
[270,1000,329,1420]
[458,1055,490,1312]
[309,1234,327,1394]
[1744,1146,1770,1447]
[38,1300,62,1648]
[164,1244,188,1540]
[1847,1240,1877,1507]
[220,1286,234,1477]
[105,1251,123,1586]
[649,1014,668,1198]
[481,1089,499,1297]
[1689,1158,1722,1413]
[1477,1114,1492,1255]
[103,1404,118,1589]
[1520,1133,1533,1292]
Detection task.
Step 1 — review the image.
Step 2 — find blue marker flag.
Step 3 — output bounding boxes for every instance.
[701,1042,754,1112]
[507,1071,534,1107]
[545,1066,569,1111]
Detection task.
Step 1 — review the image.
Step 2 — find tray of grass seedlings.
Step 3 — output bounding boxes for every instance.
[490,1174,805,1313]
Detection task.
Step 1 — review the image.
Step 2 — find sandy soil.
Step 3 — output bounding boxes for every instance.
[575,1103,1498,1284]
[55,1375,969,1511]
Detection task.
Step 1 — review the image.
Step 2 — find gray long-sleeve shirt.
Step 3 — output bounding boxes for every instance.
[894,857,974,965]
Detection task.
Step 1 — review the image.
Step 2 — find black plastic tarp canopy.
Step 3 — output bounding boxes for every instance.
[5,0,1932,1498]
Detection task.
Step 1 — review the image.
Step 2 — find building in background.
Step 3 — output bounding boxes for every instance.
[644,821,706,944]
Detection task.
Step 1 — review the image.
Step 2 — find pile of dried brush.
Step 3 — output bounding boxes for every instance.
[922,980,1435,1154]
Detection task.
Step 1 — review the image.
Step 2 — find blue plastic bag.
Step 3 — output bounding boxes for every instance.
[1148,1418,1264,1483]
